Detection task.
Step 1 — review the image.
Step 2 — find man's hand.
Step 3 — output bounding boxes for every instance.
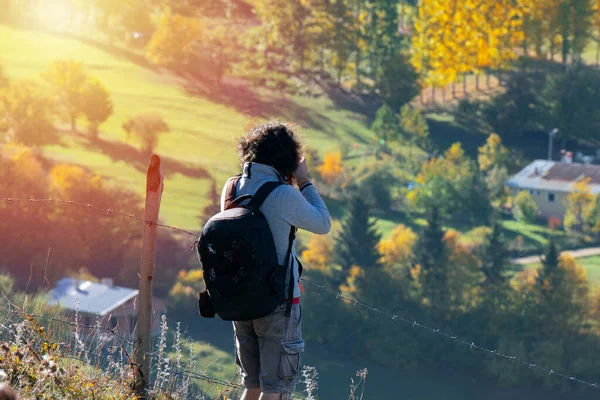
[294,157,308,180]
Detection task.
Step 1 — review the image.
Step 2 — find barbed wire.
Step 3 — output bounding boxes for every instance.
[2,198,599,392]
[300,277,600,390]
[0,198,198,237]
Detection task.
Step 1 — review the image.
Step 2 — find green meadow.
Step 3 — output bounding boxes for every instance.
[0,25,379,231]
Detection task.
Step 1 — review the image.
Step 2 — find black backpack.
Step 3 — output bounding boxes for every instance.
[196,176,296,321]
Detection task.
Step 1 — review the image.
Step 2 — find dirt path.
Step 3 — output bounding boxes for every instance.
[513,247,600,265]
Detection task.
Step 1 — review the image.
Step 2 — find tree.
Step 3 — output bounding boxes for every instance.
[371,104,398,143]
[81,77,113,139]
[378,224,417,271]
[409,142,487,223]
[0,81,57,146]
[536,241,589,336]
[413,205,450,314]
[478,133,510,173]
[513,191,540,223]
[376,51,420,109]
[477,220,518,287]
[42,60,89,131]
[548,64,600,144]
[146,11,203,70]
[91,0,125,27]
[317,151,343,184]
[346,162,394,210]
[564,177,596,233]
[411,0,526,86]
[302,234,335,272]
[206,24,241,82]
[334,196,382,273]
[485,164,511,205]
[399,104,430,151]
[117,0,155,45]
[366,0,401,85]
[122,113,170,153]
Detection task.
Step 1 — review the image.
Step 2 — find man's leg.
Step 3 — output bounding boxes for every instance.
[241,388,261,400]
[254,304,304,400]
[234,321,261,396]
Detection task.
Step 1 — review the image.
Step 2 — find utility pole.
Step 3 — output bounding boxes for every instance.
[548,128,559,161]
[134,154,164,397]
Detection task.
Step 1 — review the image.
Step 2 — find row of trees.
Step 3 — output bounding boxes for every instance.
[412,0,600,86]
[0,148,187,295]
[0,60,112,145]
[0,61,170,152]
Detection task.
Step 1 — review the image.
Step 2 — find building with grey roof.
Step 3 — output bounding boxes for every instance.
[506,159,600,219]
[49,277,166,336]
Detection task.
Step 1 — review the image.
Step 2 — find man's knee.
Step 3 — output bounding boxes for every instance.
[259,392,283,400]
[241,388,261,400]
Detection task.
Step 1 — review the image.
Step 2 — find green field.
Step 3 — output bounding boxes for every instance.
[0,25,380,231]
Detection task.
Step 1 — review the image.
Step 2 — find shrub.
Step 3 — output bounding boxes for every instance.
[513,191,540,223]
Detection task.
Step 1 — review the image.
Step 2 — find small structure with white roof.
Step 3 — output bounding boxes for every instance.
[49,277,166,336]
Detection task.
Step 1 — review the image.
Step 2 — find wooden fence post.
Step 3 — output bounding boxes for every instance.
[134,154,164,397]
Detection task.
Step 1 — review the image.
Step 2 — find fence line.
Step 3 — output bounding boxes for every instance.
[1,197,599,392]
[0,198,197,237]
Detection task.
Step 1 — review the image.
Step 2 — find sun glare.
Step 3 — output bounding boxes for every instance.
[36,0,74,29]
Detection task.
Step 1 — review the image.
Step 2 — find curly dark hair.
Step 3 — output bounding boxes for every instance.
[236,122,302,181]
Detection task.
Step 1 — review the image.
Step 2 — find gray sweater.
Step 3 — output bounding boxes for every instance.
[220,162,331,298]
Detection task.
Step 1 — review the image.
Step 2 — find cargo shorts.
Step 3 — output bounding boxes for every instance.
[233,302,304,396]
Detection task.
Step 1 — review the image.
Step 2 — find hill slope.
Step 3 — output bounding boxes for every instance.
[0,25,378,230]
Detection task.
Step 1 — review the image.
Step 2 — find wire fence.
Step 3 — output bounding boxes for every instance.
[0,197,599,394]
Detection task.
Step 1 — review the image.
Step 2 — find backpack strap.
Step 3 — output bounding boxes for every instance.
[225,194,253,210]
[284,226,296,318]
[223,175,242,210]
[247,181,283,211]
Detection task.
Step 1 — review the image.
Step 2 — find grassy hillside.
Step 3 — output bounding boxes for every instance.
[0,25,379,231]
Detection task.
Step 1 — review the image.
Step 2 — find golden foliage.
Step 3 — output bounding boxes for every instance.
[339,265,364,294]
[146,11,202,68]
[317,151,343,184]
[478,133,509,172]
[49,164,102,199]
[564,177,596,233]
[301,234,334,271]
[444,229,483,312]
[11,149,45,184]
[411,0,526,86]
[378,224,417,269]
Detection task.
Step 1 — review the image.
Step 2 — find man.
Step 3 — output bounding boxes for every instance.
[221,122,331,400]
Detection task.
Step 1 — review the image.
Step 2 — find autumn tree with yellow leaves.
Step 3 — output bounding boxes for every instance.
[317,151,344,185]
[564,177,596,233]
[146,11,203,70]
[378,224,416,271]
[302,234,335,272]
[411,0,527,86]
